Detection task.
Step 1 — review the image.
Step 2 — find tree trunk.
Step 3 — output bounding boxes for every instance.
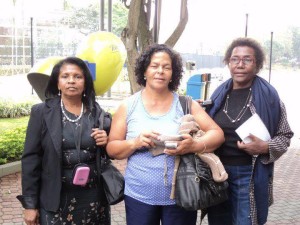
[165,0,188,48]
[121,0,141,93]
[121,0,189,93]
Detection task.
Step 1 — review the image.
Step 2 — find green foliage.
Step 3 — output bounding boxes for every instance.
[112,2,128,36]
[264,40,286,63]
[61,1,128,37]
[0,116,29,134]
[0,99,31,164]
[0,99,35,118]
[263,27,300,68]
[291,27,300,61]
[62,4,100,33]
[0,126,26,165]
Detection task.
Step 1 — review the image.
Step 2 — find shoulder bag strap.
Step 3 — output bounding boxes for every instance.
[96,110,105,173]
[179,95,192,115]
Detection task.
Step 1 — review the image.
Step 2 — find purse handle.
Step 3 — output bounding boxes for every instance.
[179,95,192,115]
[97,110,110,159]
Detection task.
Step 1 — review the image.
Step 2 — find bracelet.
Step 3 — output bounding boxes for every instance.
[198,139,207,154]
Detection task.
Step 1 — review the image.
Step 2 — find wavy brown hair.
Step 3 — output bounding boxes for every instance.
[134,44,183,91]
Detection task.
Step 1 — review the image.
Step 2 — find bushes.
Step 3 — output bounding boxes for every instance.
[0,99,34,164]
[0,99,34,118]
[0,126,26,165]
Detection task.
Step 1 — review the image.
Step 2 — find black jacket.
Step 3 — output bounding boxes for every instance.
[17,97,111,212]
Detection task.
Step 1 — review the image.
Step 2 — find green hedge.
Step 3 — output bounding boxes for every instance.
[0,100,34,118]
[0,126,26,165]
[0,99,32,164]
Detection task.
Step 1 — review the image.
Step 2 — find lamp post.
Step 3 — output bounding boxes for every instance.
[100,0,105,31]
[99,0,113,97]
[245,13,248,37]
[30,17,34,94]
[269,31,273,83]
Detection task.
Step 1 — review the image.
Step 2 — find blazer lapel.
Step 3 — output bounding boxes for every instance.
[44,97,62,160]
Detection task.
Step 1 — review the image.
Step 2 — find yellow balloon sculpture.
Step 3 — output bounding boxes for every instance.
[27,31,127,101]
[76,31,127,96]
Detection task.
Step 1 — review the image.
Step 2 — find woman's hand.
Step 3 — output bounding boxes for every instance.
[91,128,108,146]
[164,134,194,155]
[195,99,204,105]
[237,134,269,155]
[133,131,160,151]
[24,209,39,225]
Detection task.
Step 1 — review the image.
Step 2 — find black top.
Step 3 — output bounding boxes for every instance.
[61,109,98,188]
[214,87,252,166]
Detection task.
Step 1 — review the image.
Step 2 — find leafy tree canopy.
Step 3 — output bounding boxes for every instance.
[61,1,128,36]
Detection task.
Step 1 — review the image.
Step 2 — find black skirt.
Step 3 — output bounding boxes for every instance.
[39,185,110,225]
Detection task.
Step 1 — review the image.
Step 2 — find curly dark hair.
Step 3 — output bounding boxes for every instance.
[135,44,183,91]
[45,56,96,111]
[223,37,266,74]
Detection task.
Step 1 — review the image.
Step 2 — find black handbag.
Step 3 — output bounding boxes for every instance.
[99,150,125,205]
[175,96,229,211]
[96,110,125,206]
[175,153,228,210]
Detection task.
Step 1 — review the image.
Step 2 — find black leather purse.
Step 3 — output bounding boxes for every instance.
[99,149,125,205]
[175,152,228,210]
[175,96,229,211]
[96,110,125,206]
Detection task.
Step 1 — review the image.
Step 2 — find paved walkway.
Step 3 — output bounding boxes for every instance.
[1,138,300,225]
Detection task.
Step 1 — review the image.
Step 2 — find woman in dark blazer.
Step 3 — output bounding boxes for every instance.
[17,57,111,225]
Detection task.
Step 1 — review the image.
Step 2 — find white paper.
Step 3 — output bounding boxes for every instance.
[235,113,271,144]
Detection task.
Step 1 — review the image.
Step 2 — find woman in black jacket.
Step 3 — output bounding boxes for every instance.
[17,57,111,225]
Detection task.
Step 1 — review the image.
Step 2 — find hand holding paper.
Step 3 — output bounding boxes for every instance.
[235,113,271,144]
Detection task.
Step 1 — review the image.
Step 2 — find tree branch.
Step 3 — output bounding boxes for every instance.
[165,0,188,47]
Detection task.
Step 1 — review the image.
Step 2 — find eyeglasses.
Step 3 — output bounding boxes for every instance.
[229,57,255,65]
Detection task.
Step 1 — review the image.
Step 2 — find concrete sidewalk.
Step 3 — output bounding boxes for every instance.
[1,138,300,225]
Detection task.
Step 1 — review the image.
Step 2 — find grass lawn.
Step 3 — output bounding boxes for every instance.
[0,116,29,133]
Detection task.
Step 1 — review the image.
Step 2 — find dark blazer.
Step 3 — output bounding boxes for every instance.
[17,97,111,212]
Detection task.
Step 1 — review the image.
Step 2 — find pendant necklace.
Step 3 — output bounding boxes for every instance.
[223,88,252,123]
[61,99,84,123]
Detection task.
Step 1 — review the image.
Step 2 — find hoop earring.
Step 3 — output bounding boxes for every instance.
[58,90,61,96]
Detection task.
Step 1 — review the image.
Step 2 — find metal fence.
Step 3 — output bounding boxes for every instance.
[0,1,224,77]
[0,15,86,76]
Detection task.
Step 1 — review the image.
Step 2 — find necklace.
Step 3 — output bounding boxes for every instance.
[60,99,84,123]
[223,88,252,123]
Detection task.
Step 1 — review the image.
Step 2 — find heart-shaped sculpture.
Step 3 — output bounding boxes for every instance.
[27,56,64,101]
[27,31,127,101]
[76,31,127,96]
